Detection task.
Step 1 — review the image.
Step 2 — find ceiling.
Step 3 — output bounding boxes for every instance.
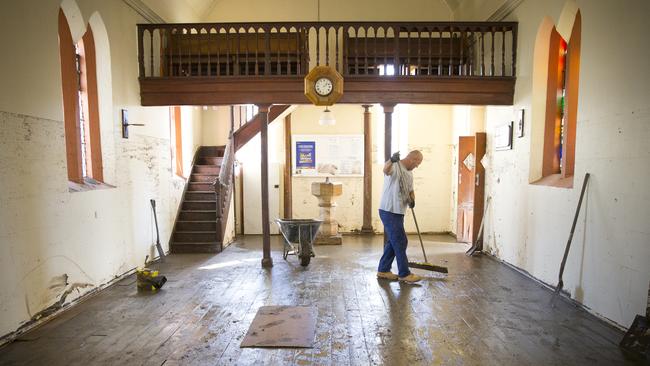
[181,0,466,21]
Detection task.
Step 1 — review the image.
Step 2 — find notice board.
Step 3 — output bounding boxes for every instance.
[292,134,364,176]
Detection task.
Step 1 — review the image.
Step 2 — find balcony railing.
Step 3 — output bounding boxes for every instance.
[137,21,517,80]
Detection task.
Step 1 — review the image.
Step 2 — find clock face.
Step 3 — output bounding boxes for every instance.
[314,77,333,97]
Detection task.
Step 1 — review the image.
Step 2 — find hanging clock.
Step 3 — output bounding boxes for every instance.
[304,65,343,106]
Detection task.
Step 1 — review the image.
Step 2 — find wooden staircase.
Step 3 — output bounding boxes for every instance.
[171,146,224,253]
[169,105,291,254]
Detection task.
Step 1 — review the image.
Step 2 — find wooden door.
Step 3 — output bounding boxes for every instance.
[456,133,486,245]
[457,136,475,243]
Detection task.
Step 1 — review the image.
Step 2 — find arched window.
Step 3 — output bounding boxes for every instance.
[542,13,580,180]
[58,8,103,184]
[530,5,581,187]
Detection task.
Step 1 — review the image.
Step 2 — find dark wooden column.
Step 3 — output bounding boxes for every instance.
[382,103,396,161]
[361,105,373,233]
[283,114,292,219]
[258,104,273,268]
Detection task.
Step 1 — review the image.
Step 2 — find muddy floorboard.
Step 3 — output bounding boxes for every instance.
[0,235,639,365]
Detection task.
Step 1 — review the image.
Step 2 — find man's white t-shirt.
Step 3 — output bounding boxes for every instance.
[379,161,413,215]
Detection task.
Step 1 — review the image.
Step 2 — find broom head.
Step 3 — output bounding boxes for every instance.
[408,261,448,274]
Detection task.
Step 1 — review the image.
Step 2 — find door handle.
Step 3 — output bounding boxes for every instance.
[458,173,462,185]
[475,174,480,186]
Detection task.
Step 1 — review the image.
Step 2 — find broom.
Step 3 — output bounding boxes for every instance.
[394,159,448,274]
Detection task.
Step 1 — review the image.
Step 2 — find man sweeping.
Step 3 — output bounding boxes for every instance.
[377,150,423,283]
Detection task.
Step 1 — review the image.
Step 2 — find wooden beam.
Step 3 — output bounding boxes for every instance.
[283,114,293,219]
[361,105,373,233]
[382,103,396,162]
[140,76,516,106]
[258,104,273,268]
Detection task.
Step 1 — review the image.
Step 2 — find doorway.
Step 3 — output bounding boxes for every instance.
[456,132,486,245]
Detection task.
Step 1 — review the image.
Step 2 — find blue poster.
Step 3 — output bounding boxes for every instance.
[296,141,316,169]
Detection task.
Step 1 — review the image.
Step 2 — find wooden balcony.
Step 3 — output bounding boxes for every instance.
[137,22,517,106]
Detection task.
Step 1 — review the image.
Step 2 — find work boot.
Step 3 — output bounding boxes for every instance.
[377,271,399,280]
[398,273,422,283]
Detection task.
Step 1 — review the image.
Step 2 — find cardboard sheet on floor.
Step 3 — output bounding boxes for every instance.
[240,306,317,348]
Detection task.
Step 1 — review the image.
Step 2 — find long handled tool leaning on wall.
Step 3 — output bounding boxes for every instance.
[394,159,448,274]
[551,172,590,305]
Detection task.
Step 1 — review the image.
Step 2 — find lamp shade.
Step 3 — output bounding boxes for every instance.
[319,107,336,125]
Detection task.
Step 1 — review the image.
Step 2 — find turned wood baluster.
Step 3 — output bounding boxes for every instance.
[501,27,506,76]
[372,27,377,75]
[490,27,495,76]
[512,25,517,77]
[207,28,212,76]
[236,30,241,76]
[244,28,250,76]
[468,30,473,76]
[438,28,442,75]
[448,26,453,76]
[459,28,464,76]
[326,27,330,67]
[225,30,230,75]
[354,28,359,75]
[276,29,281,75]
[335,26,340,72]
[393,26,399,76]
[149,29,154,77]
[138,27,145,77]
[165,28,174,76]
[481,29,485,76]
[296,28,302,75]
[406,28,410,75]
[426,28,431,75]
[363,27,368,74]
[316,26,321,67]
[286,29,291,74]
[217,28,222,76]
[417,28,422,75]
[384,27,388,76]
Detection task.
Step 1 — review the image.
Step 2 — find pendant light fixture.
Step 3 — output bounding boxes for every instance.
[319,106,336,126]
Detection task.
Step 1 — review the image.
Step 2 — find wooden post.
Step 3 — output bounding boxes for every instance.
[258,104,273,268]
[361,105,373,233]
[382,103,396,162]
[283,114,293,219]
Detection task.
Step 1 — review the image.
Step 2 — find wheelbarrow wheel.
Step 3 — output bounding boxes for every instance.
[300,255,311,267]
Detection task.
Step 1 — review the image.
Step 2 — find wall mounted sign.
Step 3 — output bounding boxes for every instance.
[495,121,513,150]
[293,135,363,176]
[296,141,316,169]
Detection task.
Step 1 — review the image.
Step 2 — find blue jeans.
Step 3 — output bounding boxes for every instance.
[378,209,410,277]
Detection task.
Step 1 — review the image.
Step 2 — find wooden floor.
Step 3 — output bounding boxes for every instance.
[0,235,637,365]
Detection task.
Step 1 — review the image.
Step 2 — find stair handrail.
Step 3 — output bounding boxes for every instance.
[213,134,235,241]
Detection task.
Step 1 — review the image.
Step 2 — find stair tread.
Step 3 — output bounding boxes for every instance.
[172,241,220,245]
[180,210,217,212]
[174,230,217,233]
[183,200,217,203]
[176,220,216,223]
[185,190,215,193]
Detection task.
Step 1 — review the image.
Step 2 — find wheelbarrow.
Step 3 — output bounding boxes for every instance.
[274,219,322,267]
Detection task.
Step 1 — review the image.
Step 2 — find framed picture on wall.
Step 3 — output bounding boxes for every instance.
[516,109,525,138]
[495,121,513,150]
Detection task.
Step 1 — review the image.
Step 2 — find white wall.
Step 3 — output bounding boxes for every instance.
[0,0,200,339]
[459,0,650,328]
[235,104,455,234]
[203,0,452,22]
[200,106,231,147]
